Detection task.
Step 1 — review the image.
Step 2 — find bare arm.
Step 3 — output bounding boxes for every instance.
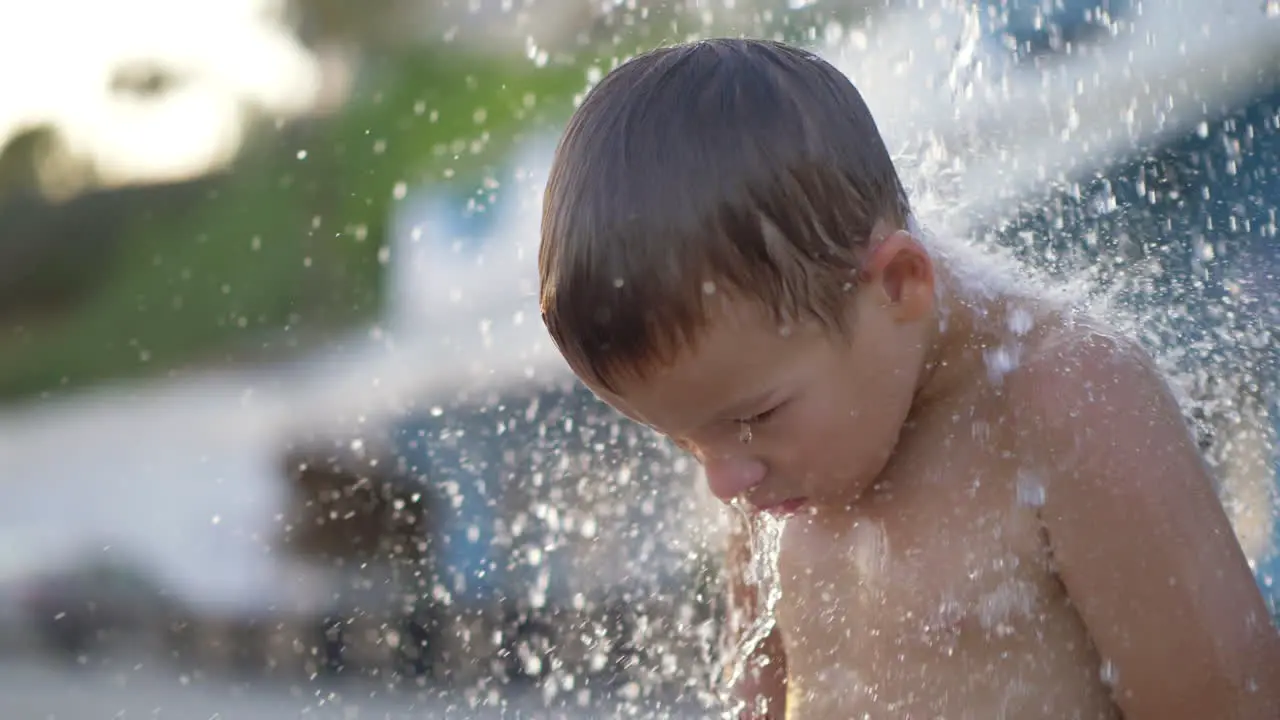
[1015,335,1280,719]
[724,511,788,719]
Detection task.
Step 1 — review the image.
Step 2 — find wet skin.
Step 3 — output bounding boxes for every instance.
[588,229,1280,719]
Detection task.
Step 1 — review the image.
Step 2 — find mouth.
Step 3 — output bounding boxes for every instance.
[755,497,809,517]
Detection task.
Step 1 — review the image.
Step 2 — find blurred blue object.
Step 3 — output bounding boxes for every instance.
[979,0,1133,58]
[415,189,507,260]
[392,410,508,607]
[1262,398,1280,620]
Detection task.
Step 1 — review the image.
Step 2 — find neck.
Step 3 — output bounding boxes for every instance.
[912,265,1007,409]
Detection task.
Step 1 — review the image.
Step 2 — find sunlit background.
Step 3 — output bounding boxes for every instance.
[0,0,1276,717]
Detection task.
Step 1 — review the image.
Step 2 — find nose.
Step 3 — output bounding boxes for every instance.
[703,454,767,503]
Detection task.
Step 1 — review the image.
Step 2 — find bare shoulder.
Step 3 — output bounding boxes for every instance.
[1000,318,1280,718]
[1001,313,1205,490]
[1004,315,1175,439]
[1016,316,1156,384]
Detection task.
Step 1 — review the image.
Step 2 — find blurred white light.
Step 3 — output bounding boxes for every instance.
[0,0,341,198]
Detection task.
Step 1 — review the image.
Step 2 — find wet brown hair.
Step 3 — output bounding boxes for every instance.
[539,38,910,393]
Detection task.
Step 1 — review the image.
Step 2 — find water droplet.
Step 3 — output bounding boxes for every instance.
[1100,658,1119,686]
[721,513,784,693]
[1016,471,1046,508]
[1007,307,1034,335]
[984,343,1022,383]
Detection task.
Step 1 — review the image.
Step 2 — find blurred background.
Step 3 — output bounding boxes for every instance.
[0,0,1276,718]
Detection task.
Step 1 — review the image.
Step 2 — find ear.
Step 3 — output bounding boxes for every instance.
[859,229,935,322]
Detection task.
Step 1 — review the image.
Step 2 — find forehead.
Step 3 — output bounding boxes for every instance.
[605,297,823,431]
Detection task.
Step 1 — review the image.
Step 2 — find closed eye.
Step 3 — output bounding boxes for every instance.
[735,403,783,425]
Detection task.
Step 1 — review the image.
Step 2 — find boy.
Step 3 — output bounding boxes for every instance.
[537,38,1280,718]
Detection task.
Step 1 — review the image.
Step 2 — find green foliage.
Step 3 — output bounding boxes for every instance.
[0,46,587,400]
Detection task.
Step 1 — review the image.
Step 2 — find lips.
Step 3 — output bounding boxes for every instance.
[755,497,808,517]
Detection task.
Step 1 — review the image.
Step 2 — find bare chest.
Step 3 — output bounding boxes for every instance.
[775,447,1053,661]
[771,422,1114,719]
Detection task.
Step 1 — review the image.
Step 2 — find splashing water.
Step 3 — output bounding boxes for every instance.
[9,2,1278,719]
[718,502,786,710]
[357,1,1280,717]
[947,3,986,103]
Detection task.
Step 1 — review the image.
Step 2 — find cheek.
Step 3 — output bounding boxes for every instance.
[771,395,875,472]
[779,375,913,478]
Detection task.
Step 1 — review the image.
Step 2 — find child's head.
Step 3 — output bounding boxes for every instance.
[539,39,942,510]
